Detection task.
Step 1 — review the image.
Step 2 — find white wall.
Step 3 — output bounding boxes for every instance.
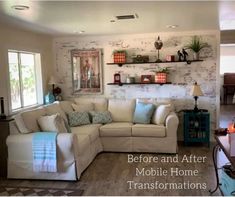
[0,22,53,115]
[54,30,220,141]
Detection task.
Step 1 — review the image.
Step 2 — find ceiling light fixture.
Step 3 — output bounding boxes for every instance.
[11,5,30,10]
[116,14,136,20]
[166,25,178,29]
[73,30,85,34]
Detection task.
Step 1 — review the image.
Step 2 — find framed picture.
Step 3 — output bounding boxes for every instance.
[71,49,103,94]
[141,75,152,83]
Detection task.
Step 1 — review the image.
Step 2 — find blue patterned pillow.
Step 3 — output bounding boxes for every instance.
[89,111,112,124]
[133,102,155,124]
[67,111,90,127]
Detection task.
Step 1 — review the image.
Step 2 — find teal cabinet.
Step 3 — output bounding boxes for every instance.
[183,110,210,146]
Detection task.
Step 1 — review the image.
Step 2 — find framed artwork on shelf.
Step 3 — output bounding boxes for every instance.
[141,75,152,83]
[71,49,103,94]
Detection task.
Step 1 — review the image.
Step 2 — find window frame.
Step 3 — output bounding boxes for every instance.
[7,49,43,114]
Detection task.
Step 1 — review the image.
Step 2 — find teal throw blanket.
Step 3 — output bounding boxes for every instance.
[32,132,58,172]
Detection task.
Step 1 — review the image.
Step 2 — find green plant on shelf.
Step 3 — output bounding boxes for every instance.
[112,50,127,55]
[184,36,209,53]
[154,67,169,73]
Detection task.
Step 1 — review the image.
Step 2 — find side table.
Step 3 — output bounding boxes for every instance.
[183,110,210,147]
[0,117,14,178]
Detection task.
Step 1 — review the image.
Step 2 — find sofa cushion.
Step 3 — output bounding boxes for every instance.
[67,111,91,127]
[74,97,108,112]
[132,124,166,137]
[71,124,101,142]
[89,111,112,124]
[133,102,155,124]
[108,99,135,122]
[38,113,68,133]
[72,103,94,112]
[57,101,74,113]
[152,104,171,125]
[99,122,133,137]
[20,108,47,132]
[44,103,67,122]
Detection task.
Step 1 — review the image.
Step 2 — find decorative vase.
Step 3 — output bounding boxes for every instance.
[193,52,199,60]
[44,92,55,104]
[0,97,6,119]
[154,36,163,62]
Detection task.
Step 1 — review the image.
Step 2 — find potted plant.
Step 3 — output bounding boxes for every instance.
[185,36,209,60]
[113,50,127,63]
[154,67,169,83]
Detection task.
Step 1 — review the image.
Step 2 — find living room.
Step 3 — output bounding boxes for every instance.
[0,1,234,196]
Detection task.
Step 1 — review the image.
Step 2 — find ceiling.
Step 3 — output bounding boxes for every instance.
[0,1,234,36]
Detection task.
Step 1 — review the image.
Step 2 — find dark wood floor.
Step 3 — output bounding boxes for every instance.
[0,143,220,196]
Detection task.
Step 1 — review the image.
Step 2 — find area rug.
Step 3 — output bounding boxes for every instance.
[0,186,83,196]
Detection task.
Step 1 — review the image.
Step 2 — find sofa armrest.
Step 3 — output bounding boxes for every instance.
[165,112,179,138]
[7,132,78,164]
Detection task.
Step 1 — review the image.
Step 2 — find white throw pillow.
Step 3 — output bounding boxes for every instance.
[38,113,68,133]
[14,113,32,134]
[71,103,94,112]
[152,104,171,125]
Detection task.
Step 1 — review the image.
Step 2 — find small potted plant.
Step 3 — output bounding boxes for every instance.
[113,50,127,63]
[185,36,209,60]
[155,67,169,83]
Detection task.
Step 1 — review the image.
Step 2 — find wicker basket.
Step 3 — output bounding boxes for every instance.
[155,73,167,83]
[113,52,126,63]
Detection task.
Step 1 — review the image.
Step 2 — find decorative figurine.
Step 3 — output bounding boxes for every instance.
[177,50,183,61]
[182,48,188,61]
[154,36,163,62]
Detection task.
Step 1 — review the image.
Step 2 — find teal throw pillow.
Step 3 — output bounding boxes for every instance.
[67,111,90,127]
[89,111,112,124]
[133,102,155,124]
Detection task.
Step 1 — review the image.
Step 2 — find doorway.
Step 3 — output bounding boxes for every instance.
[220,44,235,127]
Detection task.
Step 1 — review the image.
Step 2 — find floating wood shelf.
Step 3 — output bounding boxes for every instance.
[107,82,172,86]
[107,60,203,67]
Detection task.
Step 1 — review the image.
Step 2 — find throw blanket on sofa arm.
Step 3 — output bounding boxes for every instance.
[32,132,58,172]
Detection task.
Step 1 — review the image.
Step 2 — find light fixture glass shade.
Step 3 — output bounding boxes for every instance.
[48,76,58,85]
[190,82,204,96]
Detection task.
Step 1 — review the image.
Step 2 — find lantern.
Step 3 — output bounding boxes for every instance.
[227,117,235,156]
[228,117,235,133]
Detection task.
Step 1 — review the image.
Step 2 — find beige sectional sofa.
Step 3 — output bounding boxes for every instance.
[6,98,179,181]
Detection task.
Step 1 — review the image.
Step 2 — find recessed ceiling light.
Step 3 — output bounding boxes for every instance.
[11,5,30,10]
[73,30,85,34]
[166,25,178,29]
